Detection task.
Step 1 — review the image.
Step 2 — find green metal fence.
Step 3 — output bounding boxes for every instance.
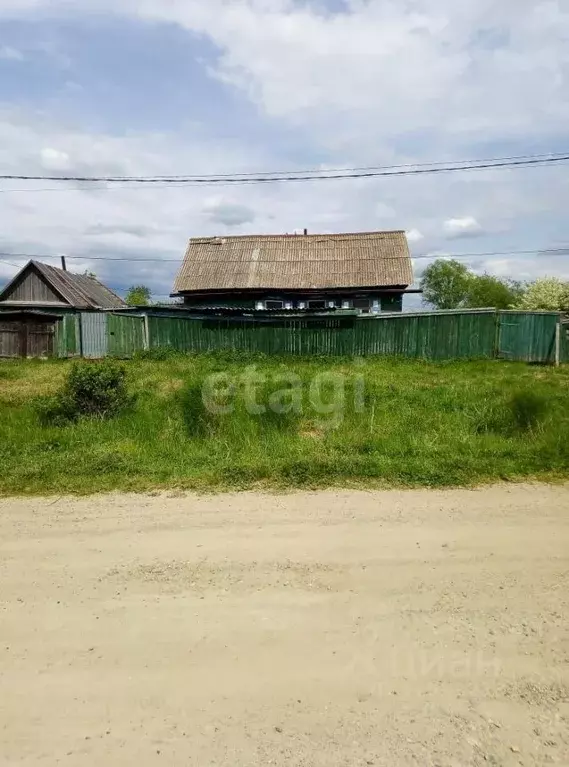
[55,314,80,358]
[353,310,497,359]
[562,321,569,364]
[107,313,146,357]
[53,309,566,364]
[496,311,560,363]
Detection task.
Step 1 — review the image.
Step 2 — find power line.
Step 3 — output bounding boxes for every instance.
[88,151,569,179]
[1,153,568,189]
[156,151,569,178]
[0,247,567,264]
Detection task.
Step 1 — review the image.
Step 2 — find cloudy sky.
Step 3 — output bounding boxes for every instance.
[0,0,568,303]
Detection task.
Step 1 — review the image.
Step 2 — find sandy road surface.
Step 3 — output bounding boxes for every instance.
[1,485,568,766]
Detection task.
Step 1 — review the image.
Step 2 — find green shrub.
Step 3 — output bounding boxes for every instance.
[65,361,131,417]
[36,361,132,425]
[35,393,78,427]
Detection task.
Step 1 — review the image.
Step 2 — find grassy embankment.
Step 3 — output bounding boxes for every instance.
[0,352,568,495]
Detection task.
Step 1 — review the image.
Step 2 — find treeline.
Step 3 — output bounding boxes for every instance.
[420,260,569,312]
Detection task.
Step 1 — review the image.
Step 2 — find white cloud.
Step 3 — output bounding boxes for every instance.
[0,45,24,61]
[2,1,568,146]
[406,228,424,243]
[40,147,71,172]
[478,258,515,278]
[443,216,483,238]
[202,197,257,227]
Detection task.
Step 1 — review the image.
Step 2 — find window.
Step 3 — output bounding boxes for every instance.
[265,300,284,310]
[353,298,370,311]
[307,300,326,310]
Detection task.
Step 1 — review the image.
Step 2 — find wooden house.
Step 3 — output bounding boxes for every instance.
[172,230,414,313]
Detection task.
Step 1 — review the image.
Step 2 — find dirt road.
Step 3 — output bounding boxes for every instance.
[1,485,568,766]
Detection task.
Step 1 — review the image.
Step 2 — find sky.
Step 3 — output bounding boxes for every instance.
[0,0,568,304]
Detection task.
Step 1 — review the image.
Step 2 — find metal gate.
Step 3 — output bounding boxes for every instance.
[497,311,559,363]
[80,313,108,358]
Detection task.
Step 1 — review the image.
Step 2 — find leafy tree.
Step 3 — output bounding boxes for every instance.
[513,277,569,312]
[420,259,472,309]
[465,274,524,310]
[125,285,152,306]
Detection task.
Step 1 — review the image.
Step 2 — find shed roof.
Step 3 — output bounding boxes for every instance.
[0,261,126,309]
[173,231,413,294]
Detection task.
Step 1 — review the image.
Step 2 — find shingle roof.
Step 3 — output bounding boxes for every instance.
[0,261,126,309]
[173,231,413,294]
[33,262,126,309]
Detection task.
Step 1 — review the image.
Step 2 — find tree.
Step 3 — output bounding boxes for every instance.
[125,285,152,306]
[420,259,472,310]
[465,274,524,310]
[513,277,569,312]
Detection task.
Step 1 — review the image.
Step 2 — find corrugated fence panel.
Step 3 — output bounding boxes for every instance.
[353,311,496,360]
[107,314,145,357]
[562,322,569,363]
[55,314,80,358]
[84,310,566,363]
[80,313,108,359]
[497,312,558,363]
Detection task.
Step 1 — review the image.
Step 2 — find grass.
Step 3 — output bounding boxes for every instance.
[0,353,568,495]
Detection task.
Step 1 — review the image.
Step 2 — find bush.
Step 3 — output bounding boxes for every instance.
[35,393,78,427]
[36,361,132,425]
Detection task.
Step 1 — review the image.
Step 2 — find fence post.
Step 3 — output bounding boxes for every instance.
[493,310,501,359]
[555,320,561,367]
[78,312,84,358]
[144,314,150,351]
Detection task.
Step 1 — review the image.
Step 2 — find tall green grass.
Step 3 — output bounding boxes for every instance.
[0,354,568,495]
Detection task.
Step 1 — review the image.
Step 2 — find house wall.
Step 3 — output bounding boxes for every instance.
[182,295,258,310]
[182,291,405,312]
[2,270,63,304]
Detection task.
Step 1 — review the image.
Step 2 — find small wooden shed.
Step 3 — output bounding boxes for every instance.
[0,260,125,358]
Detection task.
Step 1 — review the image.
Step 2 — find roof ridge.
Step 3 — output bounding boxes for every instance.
[189,230,406,241]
